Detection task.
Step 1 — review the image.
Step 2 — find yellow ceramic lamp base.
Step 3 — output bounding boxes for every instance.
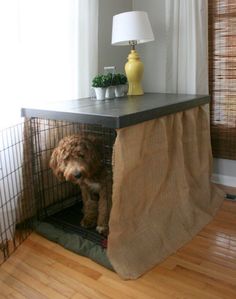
[125,50,144,96]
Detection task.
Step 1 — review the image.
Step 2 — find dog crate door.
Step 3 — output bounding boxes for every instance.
[0,120,36,265]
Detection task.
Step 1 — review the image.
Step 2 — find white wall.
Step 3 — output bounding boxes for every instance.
[98,0,132,74]
[212,159,236,187]
[132,0,167,92]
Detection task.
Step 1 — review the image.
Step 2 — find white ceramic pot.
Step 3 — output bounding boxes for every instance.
[115,85,125,98]
[105,86,115,99]
[94,87,106,100]
[123,84,128,95]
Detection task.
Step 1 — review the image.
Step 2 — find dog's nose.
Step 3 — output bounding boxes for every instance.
[74,172,82,179]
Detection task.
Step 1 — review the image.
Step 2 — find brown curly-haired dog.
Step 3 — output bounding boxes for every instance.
[49,134,111,235]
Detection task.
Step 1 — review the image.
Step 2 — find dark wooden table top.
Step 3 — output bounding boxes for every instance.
[21,93,209,129]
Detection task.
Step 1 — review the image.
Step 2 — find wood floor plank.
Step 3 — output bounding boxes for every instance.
[97,276,162,299]
[177,241,236,270]
[0,277,26,299]
[199,230,236,246]
[177,250,236,272]
[24,238,102,281]
[24,233,112,276]
[71,292,96,299]
[118,277,175,299]
[191,234,236,251]
[0,268,46,299]
[171,265,236,299]
[145,266,223,299]
[0,186,236,299]
[166,256,236,286]
[14,239,129,299]
[6,256,76,298]
[0,263,68,299]
[51,262,135,299]
[12,250,112,299]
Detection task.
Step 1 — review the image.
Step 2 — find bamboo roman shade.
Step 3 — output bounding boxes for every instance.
[209,0,236,159]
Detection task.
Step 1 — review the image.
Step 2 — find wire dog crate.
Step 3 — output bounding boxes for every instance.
[0,118,116,265]
[0,121,34,264]
[30,118,116,245]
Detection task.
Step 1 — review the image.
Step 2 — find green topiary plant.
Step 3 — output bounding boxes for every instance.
[119,74,127,85]
[112,73,127,85]
[106,73,114,86]
[92,74,110,88]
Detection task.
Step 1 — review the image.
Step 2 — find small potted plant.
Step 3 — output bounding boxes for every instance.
[105,73,115,99]
[92,74,110,100]
[113,73,128,97]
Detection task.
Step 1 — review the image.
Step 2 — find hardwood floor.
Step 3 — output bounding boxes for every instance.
[0,188,236,298]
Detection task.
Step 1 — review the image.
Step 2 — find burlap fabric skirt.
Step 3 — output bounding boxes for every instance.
[108,105,224,279]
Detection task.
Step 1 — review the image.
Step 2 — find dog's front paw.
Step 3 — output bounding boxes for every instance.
[96,225,109,236]
[80,217,96,229]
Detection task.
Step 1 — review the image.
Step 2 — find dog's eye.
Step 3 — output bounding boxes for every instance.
[78,154,84,159]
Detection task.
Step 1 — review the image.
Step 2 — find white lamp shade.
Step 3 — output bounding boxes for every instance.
[111,11,154,46]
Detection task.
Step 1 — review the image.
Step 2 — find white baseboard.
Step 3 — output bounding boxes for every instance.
[211,173,236,187]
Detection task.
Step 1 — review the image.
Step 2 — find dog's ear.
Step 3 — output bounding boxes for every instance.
[49,148,65,181]
[88,135,103,156]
